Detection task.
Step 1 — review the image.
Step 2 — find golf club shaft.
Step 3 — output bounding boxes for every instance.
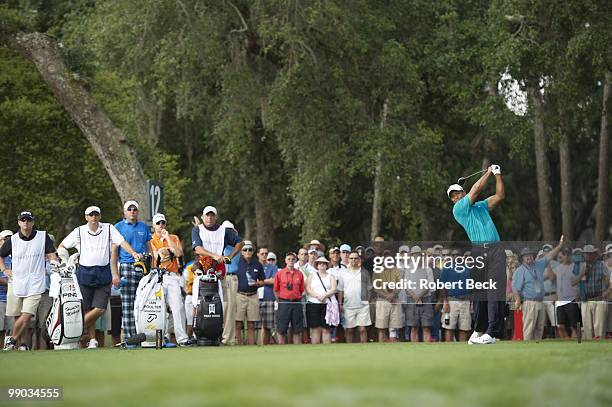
[463,168,487,180]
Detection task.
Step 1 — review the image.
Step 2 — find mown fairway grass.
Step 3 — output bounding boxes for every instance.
[0,341,610,407]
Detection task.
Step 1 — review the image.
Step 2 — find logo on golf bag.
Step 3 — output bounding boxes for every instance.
[208,304,215,314]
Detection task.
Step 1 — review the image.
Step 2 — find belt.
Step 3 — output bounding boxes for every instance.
[523,298,543,302]
[545,292,556,296]
[238,291,258,296]
[278,298,301,302]
[585,295,603,301]
[226,273,237,276]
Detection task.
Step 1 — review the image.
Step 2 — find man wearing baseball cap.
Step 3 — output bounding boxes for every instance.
[447,165,506,345]
[59,206,137,348]
[575,244,609,339]
[191,205,244,344]
[114,200,151,340]
[0,211,59,351]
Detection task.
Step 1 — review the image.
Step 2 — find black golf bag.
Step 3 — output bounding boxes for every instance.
[193,257,225,346]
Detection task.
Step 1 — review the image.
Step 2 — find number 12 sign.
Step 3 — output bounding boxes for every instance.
[147,180,164,221]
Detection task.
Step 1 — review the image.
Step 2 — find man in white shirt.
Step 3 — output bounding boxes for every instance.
[545,247,580,339]
[338,251,372,343]
[0,211,59,351]
[58,206,139,348]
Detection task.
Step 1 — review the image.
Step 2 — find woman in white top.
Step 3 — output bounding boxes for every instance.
[305,257,336,344]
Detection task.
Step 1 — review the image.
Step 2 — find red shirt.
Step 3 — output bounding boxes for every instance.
[274,267,305,300]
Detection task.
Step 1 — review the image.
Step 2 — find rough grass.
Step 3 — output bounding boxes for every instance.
[0,341,610,407]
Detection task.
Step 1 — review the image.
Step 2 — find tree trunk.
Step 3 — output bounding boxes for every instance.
[0,31,149,214]
[528,84,555,240]
[558,130,573,241]
[253,183,274,249]
[370,98,388,241]
[595,71,611,242]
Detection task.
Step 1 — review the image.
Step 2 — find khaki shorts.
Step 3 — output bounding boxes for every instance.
[236,293,260,322]
[343,305,371,329]
[442,300,471,331]
[375,300,403,329]
[6,283,42,317]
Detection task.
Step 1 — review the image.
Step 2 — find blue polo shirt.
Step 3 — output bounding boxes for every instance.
[453,196,500,243]
[262,264,278,301]
[223,246,240,274]
[114,220,152,264]
[440,265,470,298]
[237,256,265,293]
[512,257,547,301]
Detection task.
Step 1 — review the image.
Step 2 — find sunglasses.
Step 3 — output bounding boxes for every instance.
[19,218,33,222]
[267,258,276,262]
[127,207,138,212]
[242,248,253,252]
[349,257,360,260]
[88,212,100,217]
[286,257,296,261]
[156,221,166,225]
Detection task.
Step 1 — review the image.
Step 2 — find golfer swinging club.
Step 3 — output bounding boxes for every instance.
[447,164,505,344]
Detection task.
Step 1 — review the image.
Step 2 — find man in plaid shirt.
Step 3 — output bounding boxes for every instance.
[576,245,610,339]
[114,200,151,342]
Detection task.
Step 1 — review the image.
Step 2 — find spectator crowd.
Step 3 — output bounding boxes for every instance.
[1,202,611,350]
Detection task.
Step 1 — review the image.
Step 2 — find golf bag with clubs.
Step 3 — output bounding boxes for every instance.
[192,256,225,346]
[46,253,84,350]
[133,255,167,348]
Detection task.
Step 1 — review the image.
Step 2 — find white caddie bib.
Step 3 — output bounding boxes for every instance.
[11,231,47,297]
[198,225,226,256]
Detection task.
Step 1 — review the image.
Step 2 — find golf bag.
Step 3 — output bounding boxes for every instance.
[134,257,166,348]
[46,253,84,350]
[193,257,225,346]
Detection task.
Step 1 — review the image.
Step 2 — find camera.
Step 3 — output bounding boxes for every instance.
[286,282,293,290]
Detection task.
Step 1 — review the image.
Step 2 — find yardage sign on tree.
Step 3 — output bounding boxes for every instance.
[147,180,164,221]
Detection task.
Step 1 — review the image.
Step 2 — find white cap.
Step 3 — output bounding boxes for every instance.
[398,245,411,253]
[410,245,422,254]
[0,230,13,238]
[202,205,217,215]
[243,240,253,250]
[123,200,139,211]
[339,244,351,252]
[447,184,464,198]
[152,213,166,224]
[314,256,329,264]
[308,247,318,254]
[267,252,277,260]
[582,244,598,253]
[433,244,443,251]
[84,206,101,215]
[221,220,234,229]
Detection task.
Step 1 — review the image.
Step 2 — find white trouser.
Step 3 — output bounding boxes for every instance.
[163,273,188,343]
[185,295,193,327]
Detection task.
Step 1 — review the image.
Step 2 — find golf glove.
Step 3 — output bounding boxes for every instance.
[490,164,501,175]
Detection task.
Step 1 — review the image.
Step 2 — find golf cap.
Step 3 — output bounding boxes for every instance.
[605,243,612,252]
[426,247,435,255]
[123,200,139,211]
[410,245,422,254]
[243,240,254,250]
[18,211,34,220]
[152,213,166,224]
[441,248,451,255]
[329,247,340,253]
[308,247,318,254]
[221,220,234,229]
[433,244,443,251]
[542,243,553,252]
[519,248,537,258]
[203,206,217,215]
[572,248,583,255]
[285,251,297,258]
[447,184,464,198]
[85,206,101,216]
[582,244,598,253]
[267,252,277,260]
[340,244,351,252]
[398,245,411,254]
[0,230,13,238]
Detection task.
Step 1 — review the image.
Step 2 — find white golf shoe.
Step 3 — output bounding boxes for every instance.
[87,339,99,349]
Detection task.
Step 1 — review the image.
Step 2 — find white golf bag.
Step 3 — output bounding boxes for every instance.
[134,269,166,347]
[46,253,84,350]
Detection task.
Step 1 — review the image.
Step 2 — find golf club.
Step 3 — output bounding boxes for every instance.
[457,168,487,186]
